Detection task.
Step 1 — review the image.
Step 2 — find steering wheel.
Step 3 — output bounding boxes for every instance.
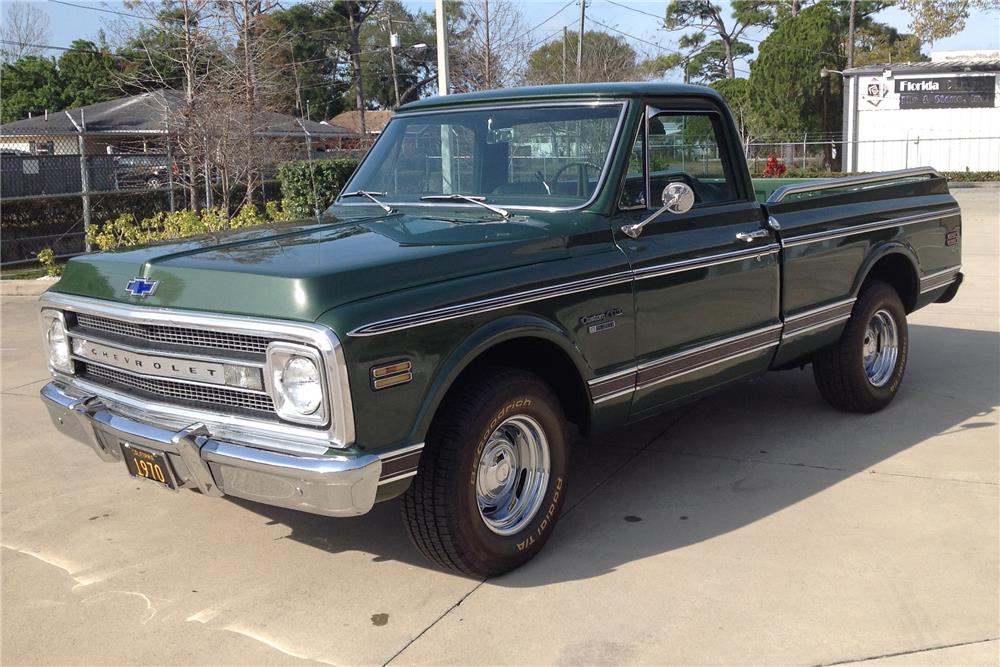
[550,161,601,197]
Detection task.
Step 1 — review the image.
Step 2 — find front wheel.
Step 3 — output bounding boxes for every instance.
[401,368,569,577]
[813,280,909,412]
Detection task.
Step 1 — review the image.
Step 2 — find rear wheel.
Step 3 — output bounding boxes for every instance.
[401,368,569,577]
[813,280,909,412]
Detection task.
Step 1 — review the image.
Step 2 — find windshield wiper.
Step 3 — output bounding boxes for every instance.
[420,194,510,220]
[341,190,393,214]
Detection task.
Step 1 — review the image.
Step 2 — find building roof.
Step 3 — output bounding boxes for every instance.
[843,60,1000,77]
[327,110,394,134]
[0,90,351,138]
[398,82,722,112]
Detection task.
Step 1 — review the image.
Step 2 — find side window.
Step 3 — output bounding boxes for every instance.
[646,112,738,208]
[618,126,646,209]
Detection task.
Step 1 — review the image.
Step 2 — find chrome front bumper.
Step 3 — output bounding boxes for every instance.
[41,382,382,517]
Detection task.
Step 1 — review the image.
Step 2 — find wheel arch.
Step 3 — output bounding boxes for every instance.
[853,243,920,313]
[408,315,594,446]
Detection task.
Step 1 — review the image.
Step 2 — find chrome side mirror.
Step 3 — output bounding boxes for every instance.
[621,182,695,239]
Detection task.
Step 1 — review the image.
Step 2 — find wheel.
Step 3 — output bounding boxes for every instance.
[146,177,162,189]
[812,280,909,412]
[401,368,570,577]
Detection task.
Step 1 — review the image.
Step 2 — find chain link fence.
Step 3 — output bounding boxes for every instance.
[0,130,364,265]
[746,134,1000,176]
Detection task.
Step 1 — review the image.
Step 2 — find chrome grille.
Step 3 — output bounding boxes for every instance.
[81,362,275,415]
[75,313,270,355]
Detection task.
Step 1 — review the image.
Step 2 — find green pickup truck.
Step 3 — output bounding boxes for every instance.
[40,83,962,576]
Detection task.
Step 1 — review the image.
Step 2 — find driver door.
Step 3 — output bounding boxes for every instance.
[614,103,781,418]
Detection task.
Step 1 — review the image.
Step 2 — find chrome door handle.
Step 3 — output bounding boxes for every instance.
[736,229,770,243]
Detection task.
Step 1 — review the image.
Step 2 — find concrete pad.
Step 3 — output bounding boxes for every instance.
[391,450,998,666]
[1,295,49,393]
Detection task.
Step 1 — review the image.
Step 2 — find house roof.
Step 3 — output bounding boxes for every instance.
[843,60,1000,76]
[327,110,394,134]
[0,90,351,138]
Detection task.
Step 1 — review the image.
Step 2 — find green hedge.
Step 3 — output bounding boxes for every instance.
[276,159,360,219]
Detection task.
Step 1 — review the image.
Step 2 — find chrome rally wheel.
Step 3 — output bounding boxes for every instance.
[862,309,900,387]
[476,415,551,536]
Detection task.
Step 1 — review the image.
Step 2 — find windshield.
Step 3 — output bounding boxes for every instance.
[337,103,625,210]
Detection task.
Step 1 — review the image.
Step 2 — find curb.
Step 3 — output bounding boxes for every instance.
[0,278,57,297]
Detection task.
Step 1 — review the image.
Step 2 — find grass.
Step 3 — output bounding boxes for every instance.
[1,264,51,280]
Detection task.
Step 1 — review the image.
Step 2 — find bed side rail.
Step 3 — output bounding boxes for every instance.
[765,167,943,204]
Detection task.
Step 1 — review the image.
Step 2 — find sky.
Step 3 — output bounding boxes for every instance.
[25,0,1000,81]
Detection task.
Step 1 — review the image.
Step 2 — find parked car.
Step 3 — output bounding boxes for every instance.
[113,154,169,189]
[40,83,962,576]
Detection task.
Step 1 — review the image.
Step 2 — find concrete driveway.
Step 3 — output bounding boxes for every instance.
[2,188,997,666]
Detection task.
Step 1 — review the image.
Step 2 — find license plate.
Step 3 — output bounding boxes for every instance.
[120,442,176,490]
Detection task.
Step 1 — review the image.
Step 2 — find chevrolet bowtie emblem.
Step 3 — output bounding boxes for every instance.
[125,277,159,298]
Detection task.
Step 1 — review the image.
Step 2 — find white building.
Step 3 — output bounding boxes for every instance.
[842,50,1000,172]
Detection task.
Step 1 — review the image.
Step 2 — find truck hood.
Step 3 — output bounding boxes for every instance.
[51,210,586,321]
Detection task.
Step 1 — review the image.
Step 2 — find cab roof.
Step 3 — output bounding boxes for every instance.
[398,82,723,112]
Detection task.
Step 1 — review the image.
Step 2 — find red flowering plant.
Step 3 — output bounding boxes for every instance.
[762,154,787,178]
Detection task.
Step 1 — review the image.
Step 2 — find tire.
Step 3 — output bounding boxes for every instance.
[813,280,909,413]
[401,368,570,577]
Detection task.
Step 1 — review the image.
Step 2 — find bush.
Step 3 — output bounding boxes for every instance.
[276,158,360,219]
[86,203,292,252]
[762,154,787,178]
[37,248,62,277]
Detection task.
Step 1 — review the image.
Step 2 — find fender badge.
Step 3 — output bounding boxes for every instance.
[125,277,159,298]
[581,307,623,333]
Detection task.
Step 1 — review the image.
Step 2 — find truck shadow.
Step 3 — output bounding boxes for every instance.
[232,324,999,583]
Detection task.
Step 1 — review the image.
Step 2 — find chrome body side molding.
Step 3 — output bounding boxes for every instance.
[350,245,780,338]
[781,299,857,340]
[780,207,961,249]
[919,266,963,294]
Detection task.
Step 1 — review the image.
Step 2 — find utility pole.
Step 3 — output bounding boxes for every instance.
[847,0,856,69]
[576,0,586,82]
[386,16,401,107]
[435,0,449,96]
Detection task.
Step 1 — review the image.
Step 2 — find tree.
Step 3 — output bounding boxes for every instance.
[663,0,771,78]
[896,0,1000,43]
[746,3,843,140]
[267,3,351,120]
[710,77,757,149]
[524,31,641,85]
[681,36,753,83]
[0,2,51,63]
[448,0,527,91]
[0,56,63,123]
[331,0,382,137]
[854,23,926,66]
[58,40,118,108]
[356,1,436,108]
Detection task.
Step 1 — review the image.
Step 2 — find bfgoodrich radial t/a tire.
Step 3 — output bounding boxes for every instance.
[401,368,570,577]
[813,280,909,413]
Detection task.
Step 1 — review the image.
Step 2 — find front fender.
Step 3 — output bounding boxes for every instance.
[406,314,592,446]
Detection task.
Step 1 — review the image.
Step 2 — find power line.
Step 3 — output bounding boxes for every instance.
[586,16,681,55]
[524,0,577,38]
[46,0,184,24]
[601,0,665,22]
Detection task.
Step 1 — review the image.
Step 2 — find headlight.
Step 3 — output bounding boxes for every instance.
[41,309,73,374]
[266,343,328,425]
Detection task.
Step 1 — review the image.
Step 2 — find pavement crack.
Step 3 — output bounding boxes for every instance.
[383,580,486,667]
[812,637,998,666]
[1,377,48,395]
